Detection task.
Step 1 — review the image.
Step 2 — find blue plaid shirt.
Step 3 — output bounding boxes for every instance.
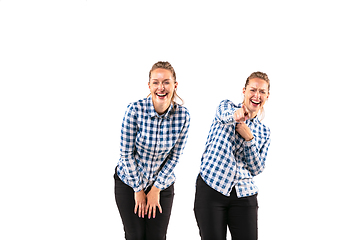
[199,99,271,197]
[116,96,190,192]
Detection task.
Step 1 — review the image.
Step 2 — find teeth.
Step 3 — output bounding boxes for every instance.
[251,100,260,104]
[157,93,166,96]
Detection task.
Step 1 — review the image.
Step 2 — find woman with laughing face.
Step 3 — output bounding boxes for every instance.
[114,61,190,240]
[194,72,271,240]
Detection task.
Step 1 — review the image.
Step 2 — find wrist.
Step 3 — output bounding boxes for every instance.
[245,136,254,142]
[135,189,145,195]
[150,186,161,193]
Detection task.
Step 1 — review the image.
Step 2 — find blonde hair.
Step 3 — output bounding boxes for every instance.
[148,61,184,105]
[245,71,270,92]
[244,71,270,120]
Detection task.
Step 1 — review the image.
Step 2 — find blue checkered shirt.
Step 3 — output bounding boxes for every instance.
[116,97,190,192]
[199,99,271,197]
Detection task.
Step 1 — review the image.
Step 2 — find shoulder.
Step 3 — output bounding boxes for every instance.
[123,98,149,120]
[172,104,191,124]
[218,99,241,108]
[126,97,148,111]
[174,104,190,117]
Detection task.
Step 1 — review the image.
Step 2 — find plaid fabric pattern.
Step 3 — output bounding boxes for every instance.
[117,97,190,192]
[199,99,271,197]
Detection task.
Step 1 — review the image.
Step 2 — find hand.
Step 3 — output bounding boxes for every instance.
[235,122,253,141]
[234,105,250,123]
[146,186,162,219]
[134,190,147,218]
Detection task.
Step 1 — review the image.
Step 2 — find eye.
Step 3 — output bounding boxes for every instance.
[250,89,256,92]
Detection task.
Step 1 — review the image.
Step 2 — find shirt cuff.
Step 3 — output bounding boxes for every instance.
[153,178,174,191]
[133,183,144,192]
[243,138,255,147]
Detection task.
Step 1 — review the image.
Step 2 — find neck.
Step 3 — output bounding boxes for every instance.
[250,112,258,119]
[154,102,171,115]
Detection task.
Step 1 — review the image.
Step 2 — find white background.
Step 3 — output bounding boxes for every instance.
[1,0,359,239]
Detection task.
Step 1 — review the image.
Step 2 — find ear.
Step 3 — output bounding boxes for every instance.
[175,81,178,89]
[242,87,246,95]
[148,81,151,90]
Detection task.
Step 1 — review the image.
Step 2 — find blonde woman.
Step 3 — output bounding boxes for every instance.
[194,72,271,240]
[114,61,190,240]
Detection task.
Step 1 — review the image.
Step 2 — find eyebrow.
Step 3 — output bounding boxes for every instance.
[250,87,267,91]
[151,78,171,81]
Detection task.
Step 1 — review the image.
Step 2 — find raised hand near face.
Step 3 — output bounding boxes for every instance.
[234,105,250,123]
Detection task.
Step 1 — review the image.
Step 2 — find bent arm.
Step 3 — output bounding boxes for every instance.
[242,133,271,176]
[215,100,238,125]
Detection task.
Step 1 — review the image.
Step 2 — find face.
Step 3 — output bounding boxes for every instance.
[148,68,178,113]
[242,78,270,118]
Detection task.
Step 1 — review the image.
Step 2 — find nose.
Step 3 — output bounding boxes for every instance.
[158,82,165,91]
[254,90,260,98]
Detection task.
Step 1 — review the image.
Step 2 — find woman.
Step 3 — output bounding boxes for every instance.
[114,61,190,240]
[194,72,271,240]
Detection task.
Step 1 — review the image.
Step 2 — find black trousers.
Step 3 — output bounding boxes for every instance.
[114,171,174,240]
[194,175,258,240]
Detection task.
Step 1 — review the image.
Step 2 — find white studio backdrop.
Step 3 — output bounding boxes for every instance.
[1,1,359,239]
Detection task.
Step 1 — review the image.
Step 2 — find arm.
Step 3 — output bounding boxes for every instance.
[119,103,144,192]
[120,104,147,218]
[146,111,190,218]
[215,100,237,125]
[153,112,190,190]
[215,100,249,125]
[241,130,271,176]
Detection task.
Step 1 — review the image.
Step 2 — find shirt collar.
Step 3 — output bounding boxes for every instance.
[250,116,260,123]
[146,96,174,119]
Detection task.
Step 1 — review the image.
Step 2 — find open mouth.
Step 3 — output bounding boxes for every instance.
[156,93,168,98]
[250,99,261,106]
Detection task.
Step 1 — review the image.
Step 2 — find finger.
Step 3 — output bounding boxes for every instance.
[153,207,156,218]
[141,204,145,218]
[134,202,138,215]
[138,204,142,218]
[152,204,159,219]
[158,203,162,214]
[148,205,154,219]
[145,204,150,218]
[234,109,242,122]
[242,105,249,120]
[242,104,248,115]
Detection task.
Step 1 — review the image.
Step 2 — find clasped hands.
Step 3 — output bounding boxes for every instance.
[234,105,254,142]
[134,186,162,219]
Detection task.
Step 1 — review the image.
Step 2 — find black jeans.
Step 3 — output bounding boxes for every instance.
[194,175,258,240]
[114,171,174,240]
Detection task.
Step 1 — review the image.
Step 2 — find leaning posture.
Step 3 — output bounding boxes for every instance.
[114,61,190,240]
[194,72,271,240]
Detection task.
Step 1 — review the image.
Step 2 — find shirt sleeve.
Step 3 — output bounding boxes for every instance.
[242,130,271,176]
[119,103,144,192]
[153,111,191,190]
[215,100,237,125]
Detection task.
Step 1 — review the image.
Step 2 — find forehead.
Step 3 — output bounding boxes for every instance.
[247,78,269,89]
[150,68,173,80]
